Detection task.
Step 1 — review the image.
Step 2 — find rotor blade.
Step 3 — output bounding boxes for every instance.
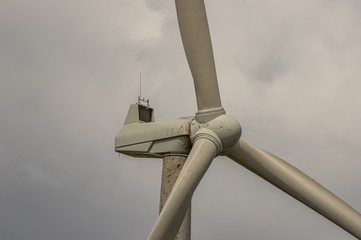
[175,0,222,111]
[148,137,218,240]
[227,138,361,239]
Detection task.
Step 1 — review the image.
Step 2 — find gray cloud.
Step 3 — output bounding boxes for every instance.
[0,0,360,239]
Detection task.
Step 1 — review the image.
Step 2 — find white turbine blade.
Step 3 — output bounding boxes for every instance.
[175,0,222,111]
[226,138,361,239]
[148,138,218,240]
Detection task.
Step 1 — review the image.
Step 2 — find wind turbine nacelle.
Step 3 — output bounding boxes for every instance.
[115,103,192,158]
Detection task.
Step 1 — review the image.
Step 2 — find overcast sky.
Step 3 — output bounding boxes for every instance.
[1,0,361,239]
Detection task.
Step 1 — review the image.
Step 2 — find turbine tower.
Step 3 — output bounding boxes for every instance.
[115,0,361,239]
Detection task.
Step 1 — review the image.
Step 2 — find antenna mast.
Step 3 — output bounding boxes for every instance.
[138,72,149,106]
[140,72,142,98]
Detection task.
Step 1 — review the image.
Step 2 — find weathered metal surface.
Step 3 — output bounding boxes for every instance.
[149,138,218,240]
[115,119,192,158]
[160,155,190,240]
[190,114,242,153]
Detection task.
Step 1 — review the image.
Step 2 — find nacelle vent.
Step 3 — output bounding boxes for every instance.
[124,103,154,124]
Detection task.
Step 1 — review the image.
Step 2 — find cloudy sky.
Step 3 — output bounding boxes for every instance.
[1,0,361,239]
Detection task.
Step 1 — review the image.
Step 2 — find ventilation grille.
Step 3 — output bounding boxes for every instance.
[138,105,153,122]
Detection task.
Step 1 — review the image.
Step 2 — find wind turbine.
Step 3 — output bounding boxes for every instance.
[115,0,361,239]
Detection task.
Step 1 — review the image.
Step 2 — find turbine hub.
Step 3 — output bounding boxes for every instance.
[190,114,242,154]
